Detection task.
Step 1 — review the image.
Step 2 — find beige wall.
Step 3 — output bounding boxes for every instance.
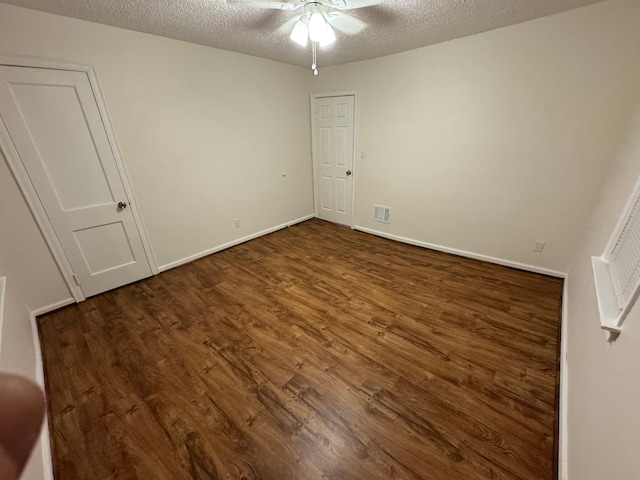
[564,100,640,479]
[0,267,46,480]
[0,152,71,311]
[0,273,35,379]
[0,3,314,274]
[312,0,640,274]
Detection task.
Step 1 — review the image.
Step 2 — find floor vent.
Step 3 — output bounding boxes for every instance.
[373,204,391,224]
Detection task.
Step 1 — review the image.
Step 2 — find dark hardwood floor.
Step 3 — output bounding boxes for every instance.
[38,219,563,480]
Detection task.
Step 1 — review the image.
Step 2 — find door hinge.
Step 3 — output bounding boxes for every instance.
[72,274,80,286]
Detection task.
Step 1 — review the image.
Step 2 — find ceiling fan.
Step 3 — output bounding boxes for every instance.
[232,0,383,74]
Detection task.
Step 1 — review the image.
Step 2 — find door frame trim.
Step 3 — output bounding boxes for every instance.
[0,54,159,302]
[310,90,358,228]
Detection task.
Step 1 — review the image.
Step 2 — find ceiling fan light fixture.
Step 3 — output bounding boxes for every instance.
[319,24,336,47]
[308,12,327,42]
[289,20,309,47]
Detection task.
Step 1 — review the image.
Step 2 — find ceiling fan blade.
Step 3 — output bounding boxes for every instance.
[326,11,367,35]
[229,1,303,11]
[334,0,383,10]
[276,15,302,35]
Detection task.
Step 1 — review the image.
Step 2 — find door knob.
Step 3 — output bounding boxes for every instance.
[346,170,352,176]
[117,201,128,210]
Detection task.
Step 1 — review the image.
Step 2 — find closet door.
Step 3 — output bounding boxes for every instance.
[0,65,152,297]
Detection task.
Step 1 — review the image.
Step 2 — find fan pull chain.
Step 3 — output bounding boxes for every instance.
[312,42,318,76]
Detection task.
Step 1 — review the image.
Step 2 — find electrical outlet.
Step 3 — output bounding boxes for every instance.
[360,150,367,160]
[234,218,240,228]
[534,240,545,253]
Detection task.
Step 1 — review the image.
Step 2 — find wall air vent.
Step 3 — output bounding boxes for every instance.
[373,204,391,224]
[592,172,640,341]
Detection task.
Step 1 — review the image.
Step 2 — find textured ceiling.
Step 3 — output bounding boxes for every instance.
[1,0,606,68]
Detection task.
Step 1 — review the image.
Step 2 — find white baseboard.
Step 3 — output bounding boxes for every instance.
[353,226,566,278]
[38,416,54,480]
[31,313,55,480]
[31,297,76,318]
[0,277,5,360]
[558,279,569,480]
[30,298,76,366]
[31,310,54,480]
[158,214,315,272]
[31,299,72,480]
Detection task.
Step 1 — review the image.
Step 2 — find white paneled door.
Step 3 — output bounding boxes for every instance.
[313,95,355,226]
[0,66,152,297]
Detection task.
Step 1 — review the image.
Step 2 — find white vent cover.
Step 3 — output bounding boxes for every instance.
[373,204,391,223]
[592,174,640,339]
[609,198,640,309]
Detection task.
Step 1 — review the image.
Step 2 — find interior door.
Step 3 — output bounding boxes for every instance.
[0,66,152,297]
[313,95,355,226]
